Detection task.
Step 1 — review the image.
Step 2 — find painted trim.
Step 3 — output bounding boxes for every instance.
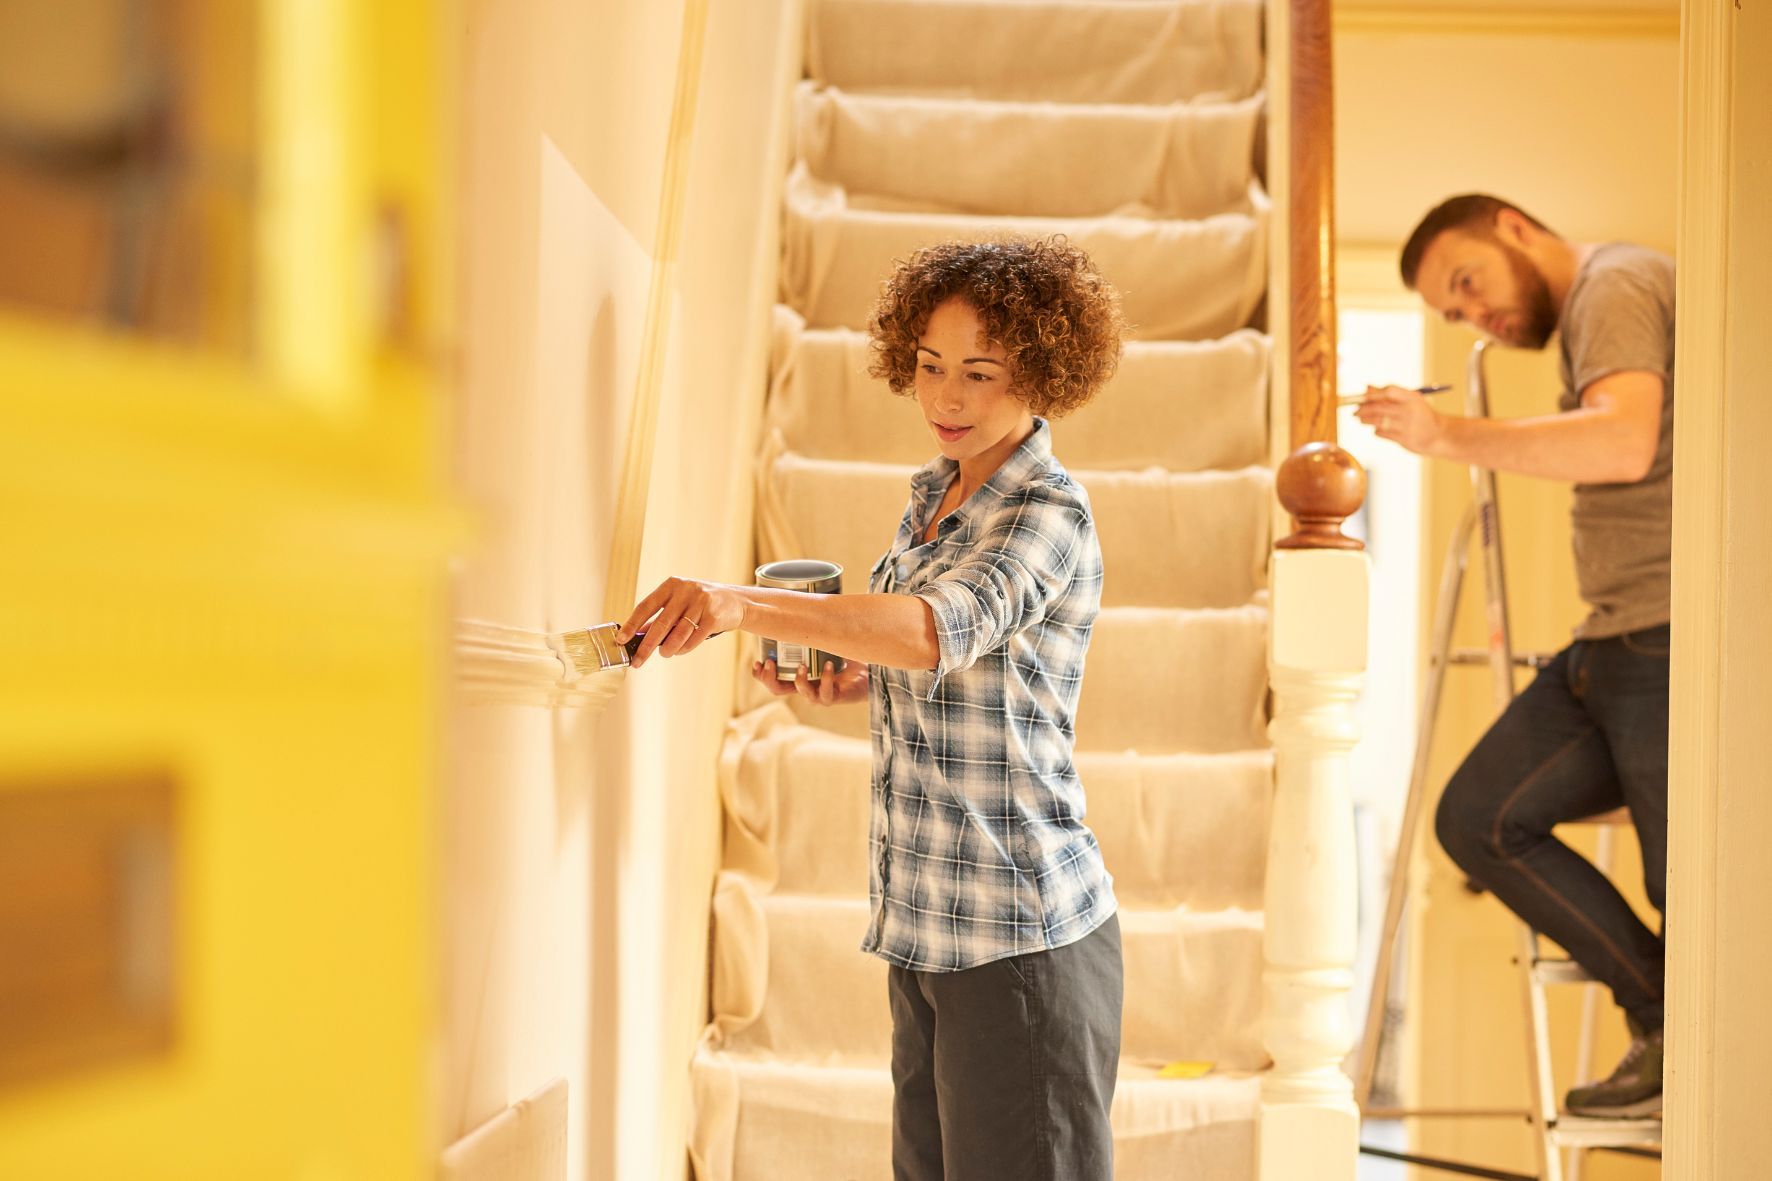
[1335,2,1678,40]
[453,619,619,708]
[440,1077,569,1181]
[1666,0,1731,1174]
[454,620,561,701]
[603,0,711,622]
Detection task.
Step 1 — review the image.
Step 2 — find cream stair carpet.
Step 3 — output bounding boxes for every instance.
[691,1,1274,1175]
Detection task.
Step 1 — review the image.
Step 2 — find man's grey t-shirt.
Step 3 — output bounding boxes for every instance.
[1555,242,1676,639]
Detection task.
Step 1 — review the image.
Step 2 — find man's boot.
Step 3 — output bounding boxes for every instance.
[1564,1017,1662,1118]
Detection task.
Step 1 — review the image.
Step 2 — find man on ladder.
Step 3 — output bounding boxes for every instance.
[1357,193,1675,1121]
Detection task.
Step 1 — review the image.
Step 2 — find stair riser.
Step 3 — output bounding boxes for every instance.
[807,0,1265,105]
[768,313,1270,473]
[718,895,1267,1069]
[782,169,1268,341]
[741,606,1271,756]
[798,84,1262,220]
[758,453,1271,611]
[725,716,1271,910]
[691,1054,1258,1181]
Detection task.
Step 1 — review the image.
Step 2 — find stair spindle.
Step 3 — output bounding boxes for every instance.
[1259,3,1368,1179]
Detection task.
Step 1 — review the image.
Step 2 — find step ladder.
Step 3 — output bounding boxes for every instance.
[1352,341,1662,1181]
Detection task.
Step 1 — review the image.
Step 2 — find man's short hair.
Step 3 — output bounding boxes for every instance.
[1399,194,1556,290]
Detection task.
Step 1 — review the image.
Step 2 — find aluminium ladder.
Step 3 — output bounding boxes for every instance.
[1352,340,1662,1181]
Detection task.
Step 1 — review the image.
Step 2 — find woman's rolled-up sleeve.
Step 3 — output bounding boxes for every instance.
[912,493,1087,698]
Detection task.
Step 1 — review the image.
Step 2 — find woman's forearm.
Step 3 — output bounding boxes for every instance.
[740,587,939,671]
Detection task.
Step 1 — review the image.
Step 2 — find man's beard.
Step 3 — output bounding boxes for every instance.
[1500,242,1560,349]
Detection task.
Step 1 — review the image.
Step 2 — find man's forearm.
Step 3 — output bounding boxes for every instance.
[740,587,940,671]
[1430,408,1656,483]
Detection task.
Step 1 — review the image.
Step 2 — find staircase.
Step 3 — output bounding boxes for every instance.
[690,1,1280,1175]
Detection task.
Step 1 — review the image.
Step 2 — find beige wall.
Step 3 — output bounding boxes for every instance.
[1336,27,1678,250]
[446,2,799,1179]
[1335,14,1676,1179]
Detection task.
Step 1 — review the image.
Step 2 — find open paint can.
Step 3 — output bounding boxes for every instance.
[755,559,844,681]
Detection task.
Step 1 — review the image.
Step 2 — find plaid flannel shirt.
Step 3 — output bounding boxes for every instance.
[862,418,1116,972]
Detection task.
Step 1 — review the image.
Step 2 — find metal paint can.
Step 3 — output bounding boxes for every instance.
[754,559,844,681]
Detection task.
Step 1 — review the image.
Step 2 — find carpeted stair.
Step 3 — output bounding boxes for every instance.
[691,1,1276,1175]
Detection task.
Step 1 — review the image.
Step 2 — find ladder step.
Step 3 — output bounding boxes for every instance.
[1531,957,1596,985]
[1548,1114,1662,1148]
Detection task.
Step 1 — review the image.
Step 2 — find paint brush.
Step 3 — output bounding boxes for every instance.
[547,622,645,708]
[554,622,644,674]
[1338,383,1452,407]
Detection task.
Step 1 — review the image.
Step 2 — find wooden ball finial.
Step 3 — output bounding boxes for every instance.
[1275,443,1366,550]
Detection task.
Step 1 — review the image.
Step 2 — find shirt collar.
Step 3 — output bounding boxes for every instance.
[909,417,1052,508]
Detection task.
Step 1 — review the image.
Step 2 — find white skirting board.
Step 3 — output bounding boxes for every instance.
[440,1078,569,1181]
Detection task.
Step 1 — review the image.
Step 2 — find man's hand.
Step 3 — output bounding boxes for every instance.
[751,658,869,706]
[1355,385,1446,456]
[1352,372,1664,483]
[616,577,748,668]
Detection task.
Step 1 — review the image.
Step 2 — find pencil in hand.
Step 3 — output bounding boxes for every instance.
[1337,384,1452,407]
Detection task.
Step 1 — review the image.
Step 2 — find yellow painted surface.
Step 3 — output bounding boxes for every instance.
[0,1,458,1177]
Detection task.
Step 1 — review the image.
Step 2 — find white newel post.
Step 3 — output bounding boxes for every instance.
[1258,445,1368,1181]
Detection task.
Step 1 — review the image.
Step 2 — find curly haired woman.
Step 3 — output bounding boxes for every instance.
[619,236,1126,1180]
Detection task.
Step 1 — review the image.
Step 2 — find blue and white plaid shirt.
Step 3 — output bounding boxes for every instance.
[863,418,1116,972]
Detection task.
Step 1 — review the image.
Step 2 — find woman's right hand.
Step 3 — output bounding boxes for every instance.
[751,658,869,706]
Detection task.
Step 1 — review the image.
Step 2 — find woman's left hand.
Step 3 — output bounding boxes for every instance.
[752,657,869,706]
[616,577,747,668]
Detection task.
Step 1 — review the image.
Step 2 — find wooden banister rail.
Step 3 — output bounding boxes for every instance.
[1275,0,1365,551]
[1258,4,1369,1180]
[1286,0,1338,457]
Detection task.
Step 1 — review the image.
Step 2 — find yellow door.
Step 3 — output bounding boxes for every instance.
[0,2,458,1177]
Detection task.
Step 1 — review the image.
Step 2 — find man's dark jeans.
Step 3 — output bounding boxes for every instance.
[1435,623,1670,1030]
